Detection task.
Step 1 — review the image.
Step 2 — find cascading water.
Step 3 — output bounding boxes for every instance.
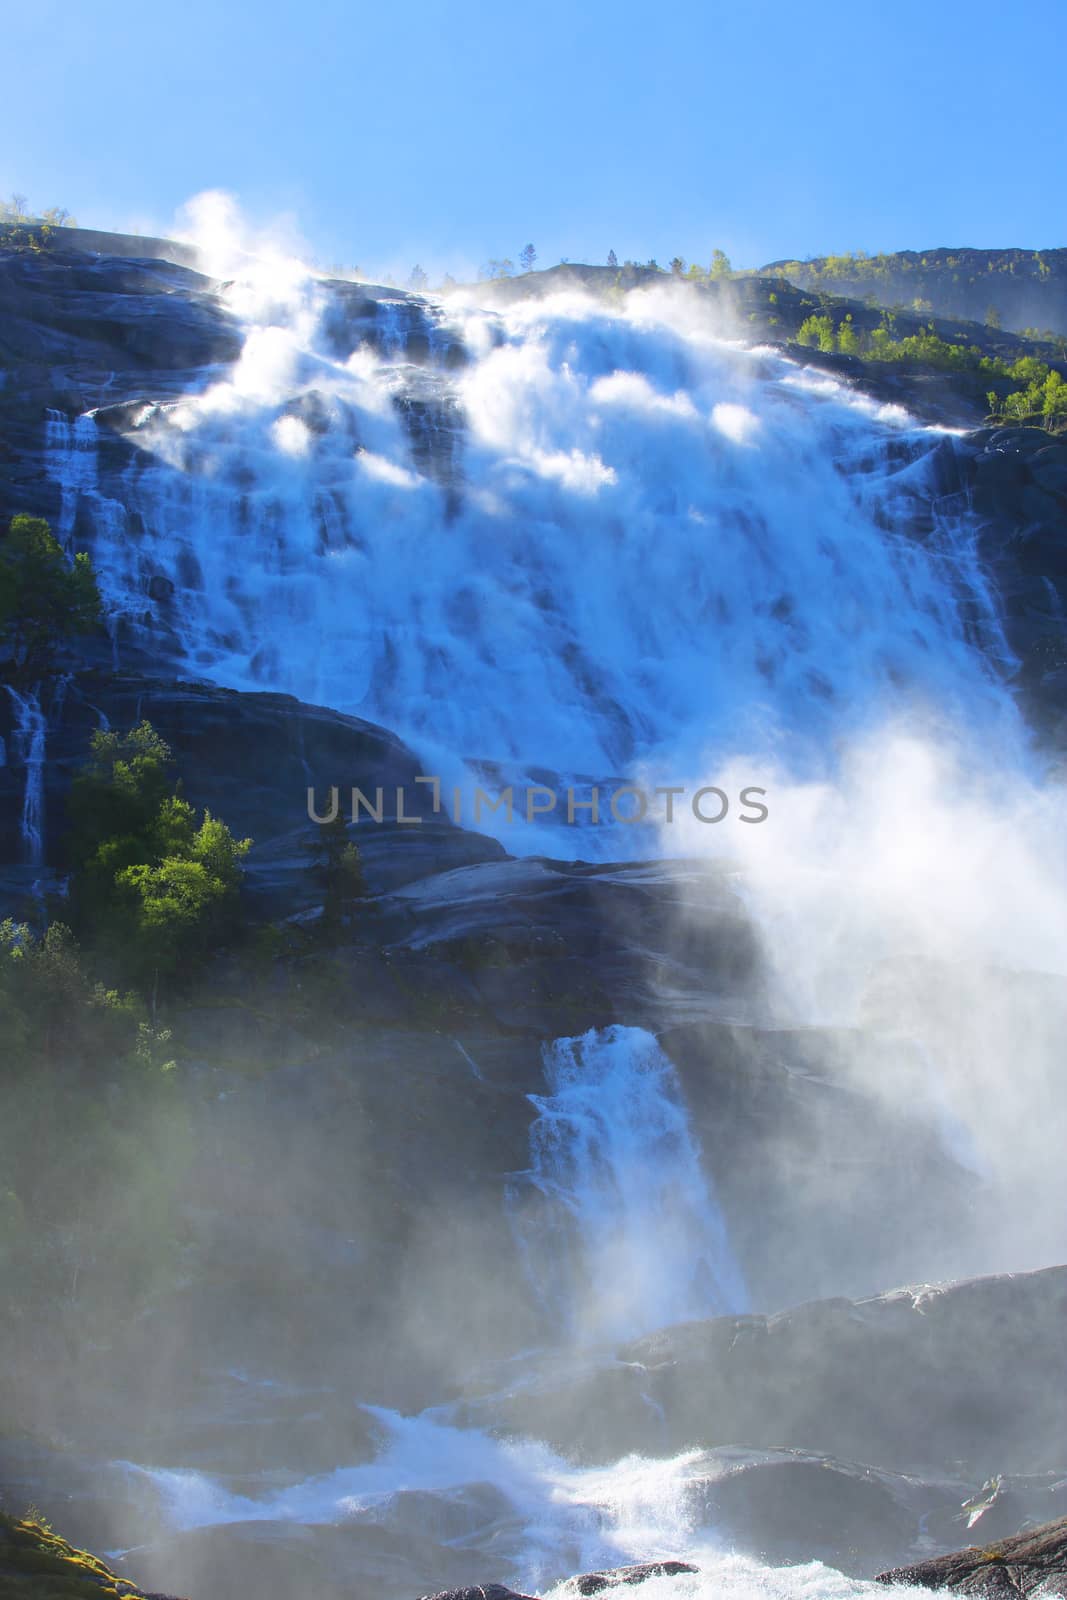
[42,255,1065,1600]
[5,685,48,864]
[511,1026,747,1343]
[43,271,1023,808]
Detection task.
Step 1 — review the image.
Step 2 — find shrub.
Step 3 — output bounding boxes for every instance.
[0,516,100,679]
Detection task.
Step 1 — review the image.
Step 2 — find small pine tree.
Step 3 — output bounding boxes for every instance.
[607,249,618,269]
[307,811,366,935]
[519,243,537,273]
[408,264,428,290]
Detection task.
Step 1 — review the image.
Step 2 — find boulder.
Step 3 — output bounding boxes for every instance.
[564,1563,698,1594]
[454,1266,1067,1478]
[878,1513,1067,1596]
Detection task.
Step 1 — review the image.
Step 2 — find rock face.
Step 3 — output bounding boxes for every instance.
[963,427,1067,748]
[454,1266,1067,1478]
[0,668,506,909]
[878,1513,1067,1596]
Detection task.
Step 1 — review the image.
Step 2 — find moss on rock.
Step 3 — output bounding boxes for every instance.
[0,1513,186,1599]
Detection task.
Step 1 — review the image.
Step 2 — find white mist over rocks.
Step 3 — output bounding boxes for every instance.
[666,728,1067,1277]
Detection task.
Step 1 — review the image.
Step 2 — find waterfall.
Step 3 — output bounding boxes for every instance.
[45,409,101,543]
[43,274,1024,801]
[5,685,47,864]
[511,1026,747,1343]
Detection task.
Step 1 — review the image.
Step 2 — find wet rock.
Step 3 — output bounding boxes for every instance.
[419,1589,537,1600]
[455,1266,1067,1479]
[565,1562,698,1593]
[878,1513,1067,1595]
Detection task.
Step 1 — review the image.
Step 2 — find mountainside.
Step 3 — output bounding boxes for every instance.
[762,247,1067,338]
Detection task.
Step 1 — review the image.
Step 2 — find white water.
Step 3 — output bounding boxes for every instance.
[132,1406,925,1600]
[512,1026,747,1343]
[5,685,47,863]
[44,268,1023,807]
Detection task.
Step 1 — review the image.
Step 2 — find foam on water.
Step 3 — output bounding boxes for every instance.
[131,1407,926,1600]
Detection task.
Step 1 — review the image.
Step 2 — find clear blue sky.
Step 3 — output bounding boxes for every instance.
[4,0,1065,278]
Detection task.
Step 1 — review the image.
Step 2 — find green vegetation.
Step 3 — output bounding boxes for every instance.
[0,918,148,1067]
[67,721,251,993]
[0,195,78,254]
[0,720,252,1366]
[0,1510,162,1599]
[0,913,192,1361]
[775,247,1058,292]
[797,309,1005,372]
[0,194,77,227]
[307,808,366,937]
[771,248,1067,348]
[0,517,101,681]
[791,309,1067,432]
[988,361,1067,429]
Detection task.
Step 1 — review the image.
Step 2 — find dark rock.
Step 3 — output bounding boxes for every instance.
[680,1447,941,1575]
[878,1513,1067,1596]
[0,670,507,912]
[566,1562,698,1593]
[419,1589,536,1600]
[147,573,175,601]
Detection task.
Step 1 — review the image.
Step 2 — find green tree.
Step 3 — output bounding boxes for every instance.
[709,249,732,279]
[607,249,618,269]
[67,723,251,994]
[0,516,101,680]
[797,314,836,353]
[0,918,140,1067]
[307,810,366,936]
[520,243,537,273]
[836,314,859,355]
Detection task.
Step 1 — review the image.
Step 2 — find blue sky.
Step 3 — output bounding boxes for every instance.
[3,0,1064,278]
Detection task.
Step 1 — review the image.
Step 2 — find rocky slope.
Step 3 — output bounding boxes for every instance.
[762,247,1067,337]
[878,1513,1067,1596]
[451,1265,1067,1477]
[0,1511,185,1599]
